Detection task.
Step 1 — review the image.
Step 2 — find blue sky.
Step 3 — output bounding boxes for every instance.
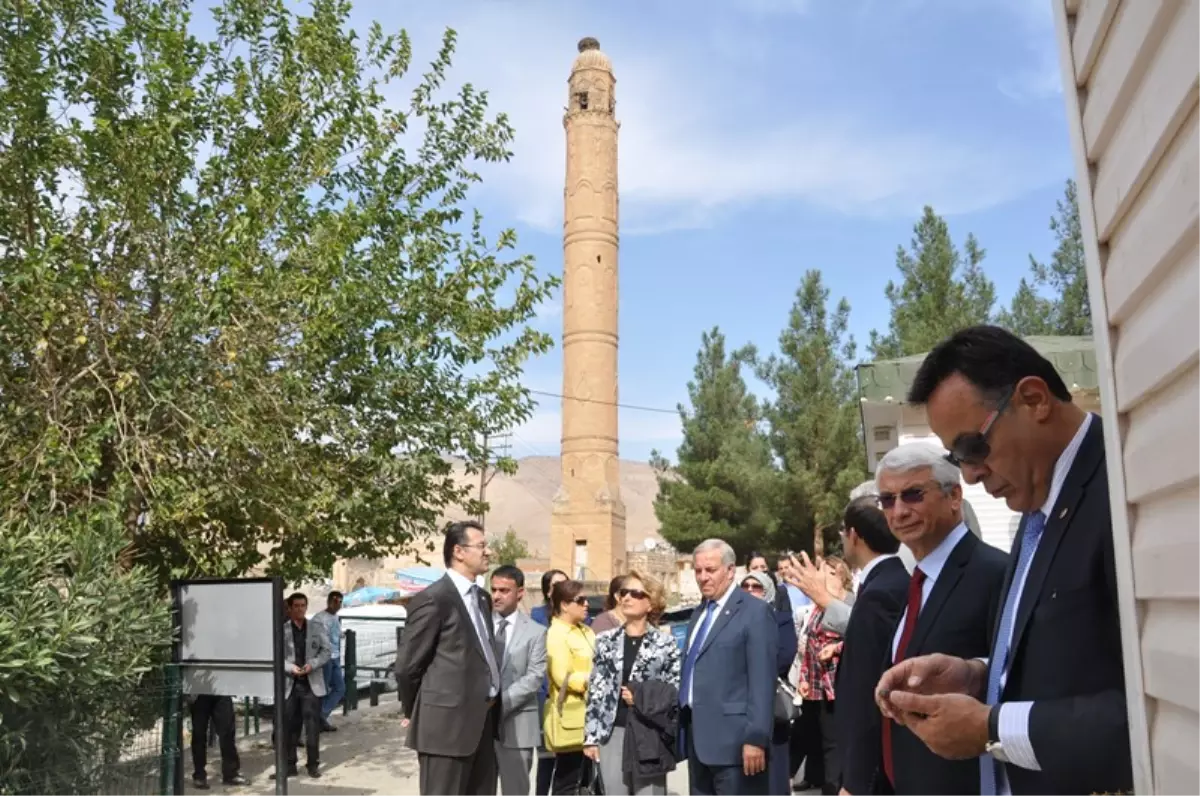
[339,1,1075,462]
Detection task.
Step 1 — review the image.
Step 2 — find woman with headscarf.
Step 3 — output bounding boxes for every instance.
[740,570,800,796]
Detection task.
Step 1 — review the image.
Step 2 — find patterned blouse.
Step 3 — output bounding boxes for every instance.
[798,608,843,701]
[583,625,681,747]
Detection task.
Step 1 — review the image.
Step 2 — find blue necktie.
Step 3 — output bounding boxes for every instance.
[680,601,717,706]
[980,511,1046,795]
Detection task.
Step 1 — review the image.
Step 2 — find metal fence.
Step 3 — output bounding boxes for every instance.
[0,666,183,796]
[1,625,407,796]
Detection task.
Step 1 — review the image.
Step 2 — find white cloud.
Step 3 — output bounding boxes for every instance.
[381,2,1061,236]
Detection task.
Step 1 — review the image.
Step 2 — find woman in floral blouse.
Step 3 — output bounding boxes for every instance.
[796,556,854,796]
[582,571,680,796]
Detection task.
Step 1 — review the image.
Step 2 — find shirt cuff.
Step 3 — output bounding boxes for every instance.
[996,702,1042,771]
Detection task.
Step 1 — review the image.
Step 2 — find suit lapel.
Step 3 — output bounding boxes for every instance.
[443,575,488,664]
[700,588,743,656]
[907,532,976,655]
[1007,418,1106,662]
[861,555,902,593]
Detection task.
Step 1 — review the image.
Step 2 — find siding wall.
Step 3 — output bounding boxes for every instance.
[1053,1,1199,793]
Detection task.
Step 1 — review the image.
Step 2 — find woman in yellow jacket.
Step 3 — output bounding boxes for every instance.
[544,578,597,794]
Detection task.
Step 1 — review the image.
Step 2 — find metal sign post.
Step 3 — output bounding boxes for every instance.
[171,576,288,795]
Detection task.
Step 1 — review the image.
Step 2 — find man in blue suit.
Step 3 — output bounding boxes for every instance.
[681,538,778,795]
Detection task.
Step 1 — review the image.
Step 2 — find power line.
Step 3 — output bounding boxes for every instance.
[526,389,678,415]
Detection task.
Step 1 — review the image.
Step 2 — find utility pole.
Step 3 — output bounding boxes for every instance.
[478,431,511,527]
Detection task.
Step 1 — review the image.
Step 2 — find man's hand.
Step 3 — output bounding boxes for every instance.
[302,664,313,676]
[884,691,990,760]
[874,653,984,723]
[583,745,600,762]
[784,552,833,607]
[291,665,304,677]
[742,744,766,777]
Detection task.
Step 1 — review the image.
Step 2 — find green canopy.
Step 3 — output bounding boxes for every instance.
[855,336,1098,403]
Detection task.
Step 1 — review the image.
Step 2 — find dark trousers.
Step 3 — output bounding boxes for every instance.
[792,699,825,785]
[190,695,240,781]
[769,732,791,795]
[536,753,555,795]
[815,700,839,795]
[285,681,321,771]
[417,707,497,795]
[550,751,590,795]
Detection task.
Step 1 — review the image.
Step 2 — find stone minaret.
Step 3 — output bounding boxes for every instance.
[550,37,626,585]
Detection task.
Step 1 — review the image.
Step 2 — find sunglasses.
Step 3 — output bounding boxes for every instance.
[571,596,588,606]
[741,581,764,592]
[618,588,648,600]
[878,483,936,511]
[945,386,1014,467]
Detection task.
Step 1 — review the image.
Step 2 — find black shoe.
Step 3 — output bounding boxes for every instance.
[192,776,210,790]
[320,720,337,732]
[269,767,299,780]
[307,766,321,778]
[222,774,250,786]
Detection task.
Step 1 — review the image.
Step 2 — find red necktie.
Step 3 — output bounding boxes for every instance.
[882,567,927,786]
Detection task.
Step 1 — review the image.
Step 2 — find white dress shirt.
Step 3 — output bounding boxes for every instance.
[685,580,736,705]
[446,569,500,698]
[991,412,1094,789]
[891,522,970,661]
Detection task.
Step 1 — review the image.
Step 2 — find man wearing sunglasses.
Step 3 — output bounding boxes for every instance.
[874,325,1131,796]
[849,442,1008,795]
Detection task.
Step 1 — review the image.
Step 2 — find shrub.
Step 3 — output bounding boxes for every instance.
[0,511,172,794]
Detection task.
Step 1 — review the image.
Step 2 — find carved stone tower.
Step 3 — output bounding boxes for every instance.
[550,37,627,585]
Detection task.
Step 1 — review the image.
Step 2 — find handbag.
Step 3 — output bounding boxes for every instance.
[576,761,604,796]
[774,676,801,723]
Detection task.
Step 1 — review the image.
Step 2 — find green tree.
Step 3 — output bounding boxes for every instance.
[651,328,779,559]
[751,271,865,554]
[0,1,556,586]
[489,527,530,566]
[869,206,996,359]
[997,180,1092,335]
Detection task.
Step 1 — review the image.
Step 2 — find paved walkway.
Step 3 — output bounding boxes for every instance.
[186,700,692,795]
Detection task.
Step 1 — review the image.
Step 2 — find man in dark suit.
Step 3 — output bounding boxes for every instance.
[848,442,1009,794]
[395,521,502,795]
[681,538,778,795]
[875,325,1132,795]
[834,496,908,795]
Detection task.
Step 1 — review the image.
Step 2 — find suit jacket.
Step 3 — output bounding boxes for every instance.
[684,587,778,767]
[584,625,681,746]
[850,531,1009,795]
[497,610,547,750]
[994,418,1132,795]
[837,556,909,796]
[395,574,497,757]
[283,619,331,699]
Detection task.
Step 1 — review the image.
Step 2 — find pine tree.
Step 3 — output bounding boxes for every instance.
[753,271,865,554]
[651,328,779,558]
[869,207,996,359]
[997,180,1092,335]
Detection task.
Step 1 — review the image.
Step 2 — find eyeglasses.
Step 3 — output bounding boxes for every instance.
[618,588,648,600]
[945,386,1014,467]
[741,581,764,593]
[458,542,488,552]
[878,482,937,511]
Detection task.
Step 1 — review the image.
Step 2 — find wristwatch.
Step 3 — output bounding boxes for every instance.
[985,704,1010,763]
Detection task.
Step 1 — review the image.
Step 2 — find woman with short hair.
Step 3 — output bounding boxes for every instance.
[583,572,679,795]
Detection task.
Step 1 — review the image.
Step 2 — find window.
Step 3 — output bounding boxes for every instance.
[574,541,588,580]
[875,450,886,462]
[576,91,589,110]
[873,426,892,442]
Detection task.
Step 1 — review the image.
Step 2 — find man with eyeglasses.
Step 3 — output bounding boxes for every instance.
[874,326,1132,796]
[844,441,1008,795]
[395,520,501,795]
